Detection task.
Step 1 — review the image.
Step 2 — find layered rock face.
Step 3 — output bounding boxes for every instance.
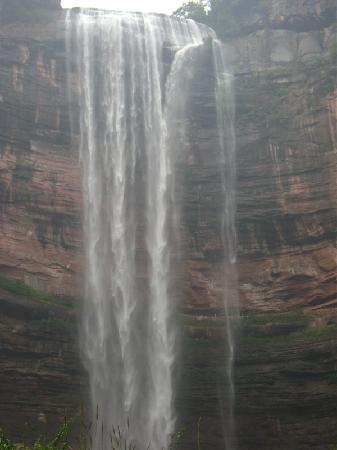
[0,287,86,440]
[230,0,337,314]
[229,2,337,448]
[0,4,82,298]
[230,3,336,447]
[0,0,336,448]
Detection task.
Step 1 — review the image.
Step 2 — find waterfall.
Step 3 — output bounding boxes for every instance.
[213,40,239,450]
[66,9,237,450]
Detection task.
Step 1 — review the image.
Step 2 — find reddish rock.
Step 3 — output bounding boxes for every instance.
[0,1,336,449]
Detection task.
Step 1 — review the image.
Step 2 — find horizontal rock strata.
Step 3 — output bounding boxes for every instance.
[0,1,336,448]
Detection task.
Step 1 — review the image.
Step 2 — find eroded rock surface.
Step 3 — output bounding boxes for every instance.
[0,287,86,442]
[0,9,82,298]
[0,1,336,449]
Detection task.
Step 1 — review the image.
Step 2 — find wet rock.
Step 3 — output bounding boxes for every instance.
[0,1,336,449]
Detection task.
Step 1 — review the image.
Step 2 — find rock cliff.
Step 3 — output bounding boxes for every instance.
[0,2,81,298]
[0,0,336,448]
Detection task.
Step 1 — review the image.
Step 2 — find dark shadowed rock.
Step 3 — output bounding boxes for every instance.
[0,0,336,448]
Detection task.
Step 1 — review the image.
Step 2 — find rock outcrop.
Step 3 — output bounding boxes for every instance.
[0,1,336,449]
[233,26,337,314]
[0,5,82,298]
[0,287,86,441]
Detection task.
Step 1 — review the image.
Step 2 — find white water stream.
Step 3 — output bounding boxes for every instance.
[66,10,237,449]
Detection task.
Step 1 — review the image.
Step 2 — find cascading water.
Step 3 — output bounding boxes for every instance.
[66,9,237,450]
[213,40,239,450]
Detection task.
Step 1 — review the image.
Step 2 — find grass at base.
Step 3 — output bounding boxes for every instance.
[241,309,309,326]
[0,274,72,308]
[239,323,337,348]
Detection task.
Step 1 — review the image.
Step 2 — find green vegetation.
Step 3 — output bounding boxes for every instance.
[173,0,270,39]
[31,317,75,335]
[232,309,337,349]
[182,314,225,328]
[174,0,208,23]
[184,334,224,350]
[0,420,71,450]
[182,310,337,352]
[239,322,337,348]
[0,417,187,450]
[242,309,309,326]
[0,274,72,308]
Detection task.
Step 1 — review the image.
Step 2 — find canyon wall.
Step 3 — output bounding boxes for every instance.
[0,2,81,298]
[231,0,337,314]
[0,0,336,448]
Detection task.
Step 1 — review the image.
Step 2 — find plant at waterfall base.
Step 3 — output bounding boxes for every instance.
[0,418,72,450]
[0,431,13,450]
[0,412,188,450]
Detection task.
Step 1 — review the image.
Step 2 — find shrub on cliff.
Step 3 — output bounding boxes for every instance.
[173,0,270,39]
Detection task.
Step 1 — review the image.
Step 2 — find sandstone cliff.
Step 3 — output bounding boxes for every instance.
[0,0,336,449]
[0,1,81,298]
